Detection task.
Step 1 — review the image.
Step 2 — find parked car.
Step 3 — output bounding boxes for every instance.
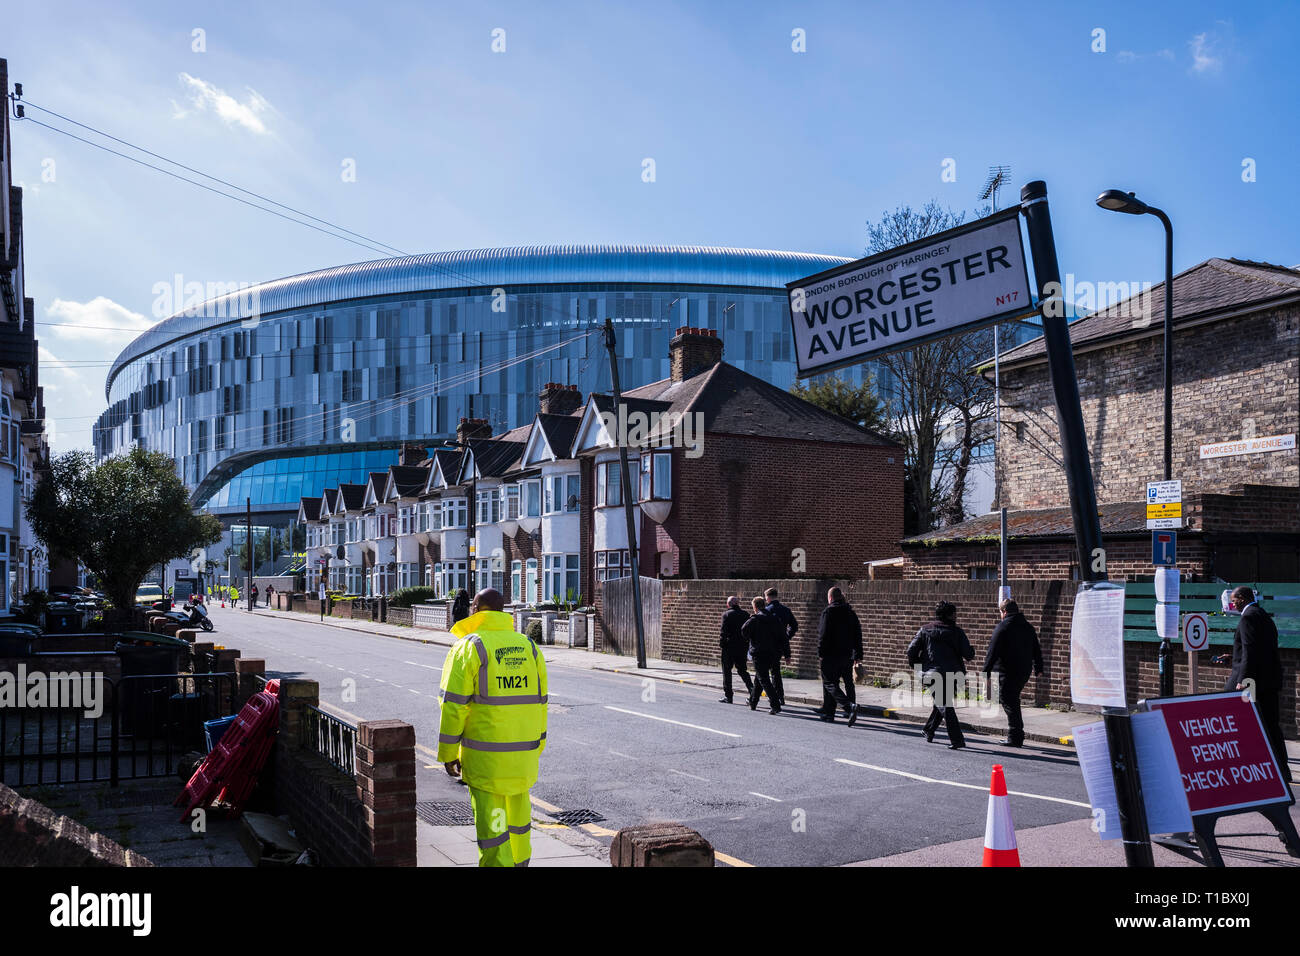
[135,584,165,606]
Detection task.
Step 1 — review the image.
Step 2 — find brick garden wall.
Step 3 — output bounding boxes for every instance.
[903,535,1212,582]
[642,577,1298,737]
[999,304,1300,511]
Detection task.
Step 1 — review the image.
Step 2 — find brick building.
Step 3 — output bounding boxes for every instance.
[300,327,903,604]
[902,258,1300,582]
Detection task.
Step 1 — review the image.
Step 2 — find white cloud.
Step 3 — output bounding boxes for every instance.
[176,73,273,134]
[44,296,154,344]
[1189,31,1223,73]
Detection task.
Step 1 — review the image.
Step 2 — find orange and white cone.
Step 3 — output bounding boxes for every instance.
[981,764,1020,867]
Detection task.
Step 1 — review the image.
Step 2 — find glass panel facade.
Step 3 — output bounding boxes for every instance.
[99,249,996,517]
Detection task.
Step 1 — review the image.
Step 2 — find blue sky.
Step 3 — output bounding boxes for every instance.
[7,1,1298,454]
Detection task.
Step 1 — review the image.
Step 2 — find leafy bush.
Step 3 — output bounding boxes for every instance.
[387,586,436,609]
[526,620,543,643]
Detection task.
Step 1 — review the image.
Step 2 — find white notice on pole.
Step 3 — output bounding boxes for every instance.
[1069,582,1127,708]
[1155,602,1180,639]
[1074,721,1120,841]
[1132,710,1194,835]
[1074,713,1193,841]
[1153,567,1180,604]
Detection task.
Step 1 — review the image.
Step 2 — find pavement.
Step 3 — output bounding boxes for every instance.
[210,603,1300,867]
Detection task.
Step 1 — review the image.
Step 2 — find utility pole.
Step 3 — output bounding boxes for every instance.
[603,318,647,669]
[245,497,253,613]
[1020,181,1153,868]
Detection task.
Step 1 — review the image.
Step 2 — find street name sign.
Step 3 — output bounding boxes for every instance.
[1199,433,1296,459]
[786,208,1035,377]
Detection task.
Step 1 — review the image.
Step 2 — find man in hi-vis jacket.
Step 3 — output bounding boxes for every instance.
[438,588,549,866]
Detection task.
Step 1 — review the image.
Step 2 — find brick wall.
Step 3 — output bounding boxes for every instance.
[669,433,902,579]
[651,576,1299,737]
[903,535,1212,582]
[1000,304,1300,510]
[272,679,417,867]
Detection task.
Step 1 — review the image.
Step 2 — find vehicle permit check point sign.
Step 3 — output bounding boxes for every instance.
[1145,692,1300,865]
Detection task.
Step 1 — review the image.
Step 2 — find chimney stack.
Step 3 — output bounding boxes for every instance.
[538,382,584,416]
[399,441,427,466]
[456,417,493,444]
[669,326,723,383]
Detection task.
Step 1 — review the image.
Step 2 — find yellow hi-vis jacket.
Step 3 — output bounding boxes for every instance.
[436,610,549,795]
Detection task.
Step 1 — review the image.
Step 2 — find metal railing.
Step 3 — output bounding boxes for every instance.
[303,705,357,776]
[1,669,239,788]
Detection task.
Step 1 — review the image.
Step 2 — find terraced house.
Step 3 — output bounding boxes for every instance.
[299,328,903,606]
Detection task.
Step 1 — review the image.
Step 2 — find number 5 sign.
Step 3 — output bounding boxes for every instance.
[1182,612,1210,651]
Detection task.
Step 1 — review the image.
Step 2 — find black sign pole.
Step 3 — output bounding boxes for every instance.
[1020,181,1154,867]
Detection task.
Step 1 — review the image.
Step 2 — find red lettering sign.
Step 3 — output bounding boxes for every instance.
[1149,692,1290,815]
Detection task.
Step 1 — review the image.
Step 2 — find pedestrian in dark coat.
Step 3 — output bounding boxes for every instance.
[764,588,797,706]
[983,599,1044,747]
[816,587,862,725]
[1226,586,1290,783]
[250,584,259,608]
[907,601,975,749]
[742,597,784,714]
[451,588,471,624]
[718,596,754,704]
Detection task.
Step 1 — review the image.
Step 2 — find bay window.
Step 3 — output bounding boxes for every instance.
[640,450,672,501]
[520,479,541,518]
[504,485,520,520]
[596,549,631,582]
[441,497,467,529]
[596,459,639,507]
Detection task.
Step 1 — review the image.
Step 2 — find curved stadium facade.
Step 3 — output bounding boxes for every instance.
[97,245,873,520]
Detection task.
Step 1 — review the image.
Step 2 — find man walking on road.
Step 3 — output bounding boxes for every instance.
[719,596,754,704]
[983,598,1043,747]
[815,587,861,726]
[764,588,797,707]
[437,587,549,866]
[1226,586,1291,783]
[907,601,974,749]
[743,597,784,714]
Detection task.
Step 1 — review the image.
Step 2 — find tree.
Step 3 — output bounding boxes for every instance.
[866,201,997,532]
[790,372,890,434]
[27,448,223,620]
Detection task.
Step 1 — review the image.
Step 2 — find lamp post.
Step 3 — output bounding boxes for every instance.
[1095,189,1174,482]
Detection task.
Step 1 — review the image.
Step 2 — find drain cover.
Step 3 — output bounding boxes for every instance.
[415,801,475,826]
[548,808,606,826]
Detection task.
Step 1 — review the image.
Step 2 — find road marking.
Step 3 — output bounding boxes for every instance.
[608,750,637,760]
[529,794,563,814]
[669,769,709,782]
[715,850,754,868]
[404,660,441,671]
[373,678,386,684]
[603,706,741,738]
[835,759,1091,808]
[749,791,782,803]
[408,688,422,695]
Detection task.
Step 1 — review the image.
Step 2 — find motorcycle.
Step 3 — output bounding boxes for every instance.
[165,601,215,632]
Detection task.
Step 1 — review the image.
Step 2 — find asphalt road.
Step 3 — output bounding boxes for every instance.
[214,605,1095,866]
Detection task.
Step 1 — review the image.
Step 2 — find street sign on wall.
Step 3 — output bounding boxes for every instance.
[786,208,1035,377]
[1146,479,1183,529]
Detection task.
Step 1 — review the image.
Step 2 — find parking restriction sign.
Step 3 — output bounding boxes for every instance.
[1182,612,1210,652]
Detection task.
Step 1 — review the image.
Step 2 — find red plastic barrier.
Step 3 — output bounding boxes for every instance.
[176,688,280,821]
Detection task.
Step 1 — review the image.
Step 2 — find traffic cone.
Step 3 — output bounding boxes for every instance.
[981,764,1020,867]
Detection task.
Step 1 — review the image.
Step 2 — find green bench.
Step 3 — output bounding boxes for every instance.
[1122,581,1300,649]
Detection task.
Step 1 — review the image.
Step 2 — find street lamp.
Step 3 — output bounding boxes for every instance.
[1096,189,1175,481]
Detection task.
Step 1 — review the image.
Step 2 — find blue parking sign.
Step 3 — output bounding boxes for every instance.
[1152,530,1177,566]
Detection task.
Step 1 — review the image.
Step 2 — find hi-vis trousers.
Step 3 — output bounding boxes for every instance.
[468,788,533,867]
